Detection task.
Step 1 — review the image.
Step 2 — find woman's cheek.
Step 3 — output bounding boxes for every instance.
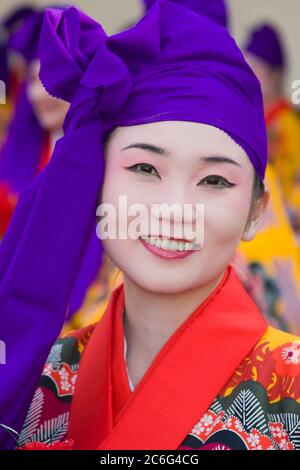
[100,175,150,245]
[203,196,250,244]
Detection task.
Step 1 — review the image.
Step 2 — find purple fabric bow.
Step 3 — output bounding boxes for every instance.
[0,1,267,448]
[143,0,229,28]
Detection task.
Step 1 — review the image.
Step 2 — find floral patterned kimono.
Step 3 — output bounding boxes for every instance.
[17,266,300,451]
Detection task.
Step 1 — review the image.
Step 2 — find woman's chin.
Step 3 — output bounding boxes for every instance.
[124,270,203,295]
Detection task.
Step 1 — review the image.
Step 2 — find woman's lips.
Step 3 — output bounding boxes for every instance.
[139,237,201,260]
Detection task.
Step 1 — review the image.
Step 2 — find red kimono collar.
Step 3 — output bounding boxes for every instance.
[68,266,268,449]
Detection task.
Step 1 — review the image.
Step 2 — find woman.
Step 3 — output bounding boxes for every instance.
[66,0,230,332]
[1,2,300,450]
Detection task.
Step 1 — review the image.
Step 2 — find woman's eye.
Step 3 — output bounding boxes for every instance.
[198,175,235,188]
[126,163,160,178]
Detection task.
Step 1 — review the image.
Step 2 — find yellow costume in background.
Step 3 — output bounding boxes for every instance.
[266,100,300,236]
[64,255,123,332]
[239,165,300,335]
[0,102,12,151]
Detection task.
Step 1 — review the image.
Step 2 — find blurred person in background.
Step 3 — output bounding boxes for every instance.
[238,164,300,335]
[0,6,34,233]
[0,7,115,331]
[235,23,300,334]
[0,5,34,149]
[0,8,69,238]
[244,23,300,238]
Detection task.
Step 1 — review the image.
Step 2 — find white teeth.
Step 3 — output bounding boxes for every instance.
[156,239,162,248]
[169,241,178,251]
[160,239,168,250]
[178,242,185,252]
[140,237,202,252]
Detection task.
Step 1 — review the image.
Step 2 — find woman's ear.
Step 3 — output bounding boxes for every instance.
[241,190,270,242]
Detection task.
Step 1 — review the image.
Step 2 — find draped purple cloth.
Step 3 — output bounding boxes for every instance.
[0,6,100,327]
[0,83,45,193]
[0,1,267,448]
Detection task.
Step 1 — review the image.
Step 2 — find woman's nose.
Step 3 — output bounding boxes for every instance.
[150,183,201,224]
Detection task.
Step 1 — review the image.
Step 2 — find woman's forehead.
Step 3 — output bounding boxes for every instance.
[107,121,251,168]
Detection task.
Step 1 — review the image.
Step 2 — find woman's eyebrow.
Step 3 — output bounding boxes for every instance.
[121,145,242,167]
[200,156,242,167]
[121,143,169,156]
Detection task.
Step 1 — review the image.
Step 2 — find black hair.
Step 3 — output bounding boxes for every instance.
[244,171,266,232]
[252,172,265,202]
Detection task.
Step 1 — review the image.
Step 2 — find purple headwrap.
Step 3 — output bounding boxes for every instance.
[143,0,229,28]
[245,23,286,69]
[0,1,267,448]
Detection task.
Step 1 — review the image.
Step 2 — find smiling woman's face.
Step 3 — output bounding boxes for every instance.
[101,121,264,294]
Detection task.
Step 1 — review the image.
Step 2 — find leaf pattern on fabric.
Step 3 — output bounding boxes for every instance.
[269,413,300,450]
[210,400,223,415]
[25,412,70,444]
[18,388,44,446]
[225,388,269,434]
[47,344,63,369]
[184,380,300,449]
